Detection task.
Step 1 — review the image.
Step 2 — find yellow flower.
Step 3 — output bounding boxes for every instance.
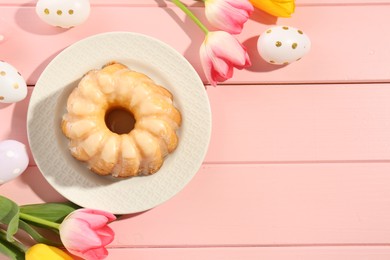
[26,244,73,260]
[249,0,295,17]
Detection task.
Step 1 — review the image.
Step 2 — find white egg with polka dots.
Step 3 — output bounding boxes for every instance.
[0,140,29,185]
[36,0,90,28]
[0,61,27,103]
[257,25,311,65]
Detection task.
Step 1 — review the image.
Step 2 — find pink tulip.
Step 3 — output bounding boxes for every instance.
[59,209,116,260]
[200,31,251,86]
[205,0,254,34]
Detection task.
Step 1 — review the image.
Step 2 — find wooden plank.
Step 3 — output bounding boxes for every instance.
[205,83,390,163]
[106,247,390,260]
[298,0,390,4]
[0,4,390,85]
[1,0,390,7]
[2,163,390,246]
[2,84,390,166]
[0,0,194,7]
[240,4,390,84]
[0,167,65,203]
[1,2,389,259]
[0,88,33,163]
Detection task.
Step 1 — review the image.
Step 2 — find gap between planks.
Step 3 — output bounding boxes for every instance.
[107,244,390,249]
[203,160,390,165]
[3,1,390,7]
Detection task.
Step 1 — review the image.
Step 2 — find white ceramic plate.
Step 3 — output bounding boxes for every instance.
[27,32,211,214]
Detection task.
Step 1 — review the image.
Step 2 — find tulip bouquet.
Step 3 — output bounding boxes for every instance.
[169,0,295,86]
[0,195,116,260]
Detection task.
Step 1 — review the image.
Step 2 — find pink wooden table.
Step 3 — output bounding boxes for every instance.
[2,0,390,259]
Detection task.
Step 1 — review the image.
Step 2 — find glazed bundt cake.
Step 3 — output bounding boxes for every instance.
[61,62,182,177]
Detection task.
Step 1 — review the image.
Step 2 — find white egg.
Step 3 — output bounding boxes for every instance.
[257,25,311,65]
[0,140,29,185]
[36,0,91,28]
[0,61,27,103]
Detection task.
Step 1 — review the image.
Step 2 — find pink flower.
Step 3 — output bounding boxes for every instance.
[59,209,116,260]
[204,0,254,34]
[200,31,251,86]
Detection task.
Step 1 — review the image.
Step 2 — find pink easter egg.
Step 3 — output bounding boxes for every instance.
[0,140,29,184]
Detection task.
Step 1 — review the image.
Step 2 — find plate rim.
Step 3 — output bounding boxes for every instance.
[27,31,212,214]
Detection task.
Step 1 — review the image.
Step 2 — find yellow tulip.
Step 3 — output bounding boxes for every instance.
[249,0,295,17]
[26,244,73,260]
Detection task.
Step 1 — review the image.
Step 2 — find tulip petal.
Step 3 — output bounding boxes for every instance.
[58,209,115,260]
[25,244,73,260]
[200,31,251,86]
[76,209,116,222]
[206,2,250,34]
[68,212,111,229]
[96,226,115,246]
[210,56,229,78]
[201,42,233,85]
[208,31,249,67]
[205,0,253,34]
[60,219,103,251]
[200,42,217,86]
[211,57,233,80]
[249,0,295,17]
[82,247,109,260]
[226,0,254,11]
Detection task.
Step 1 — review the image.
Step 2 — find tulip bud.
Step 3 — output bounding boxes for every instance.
[26,244,73,260]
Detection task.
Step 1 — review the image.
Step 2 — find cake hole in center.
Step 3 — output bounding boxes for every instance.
[105,107,135,134]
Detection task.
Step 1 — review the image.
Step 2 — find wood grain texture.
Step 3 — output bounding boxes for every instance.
[106,247,390,260]
[2,0,390,6]
[205,83,390,163]
[2,164,390,246]
[1,4,390,85]
[2,84,390,166]
[1,1,390,259]
[2,246,390,260]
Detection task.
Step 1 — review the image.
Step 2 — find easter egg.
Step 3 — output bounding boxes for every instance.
[36,0,91,28]
[0,140,29,185]
[257,25,311,65]
[0,61,27,103]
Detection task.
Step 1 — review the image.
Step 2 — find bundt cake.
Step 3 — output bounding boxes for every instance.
[61,62,182,177]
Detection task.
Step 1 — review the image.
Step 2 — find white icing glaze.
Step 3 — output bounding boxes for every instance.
[66,119,97,139]
[68,97,97,116]
[121,134,138,159]
[80,130,106,157]
[78,72,105,104]
[62,63,181,177]
[100,135,119,163]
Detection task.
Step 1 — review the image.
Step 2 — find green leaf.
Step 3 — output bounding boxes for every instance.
[18,220,62,247]
[0,196,20,242]
[0,242,21,260]
[20,202,79,223]
[0,230,25,260]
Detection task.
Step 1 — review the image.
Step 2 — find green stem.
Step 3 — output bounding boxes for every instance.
[19,213,60,230]
[171,0,209,34]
